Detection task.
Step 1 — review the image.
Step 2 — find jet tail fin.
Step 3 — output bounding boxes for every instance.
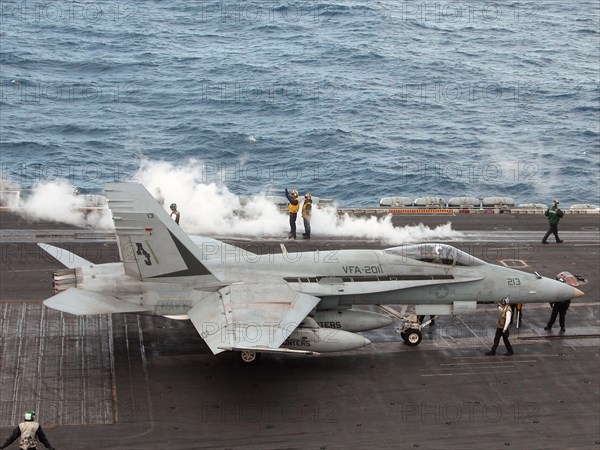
[104,183,221,286]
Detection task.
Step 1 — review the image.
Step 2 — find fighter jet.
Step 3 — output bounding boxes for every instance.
[40,183,584,363]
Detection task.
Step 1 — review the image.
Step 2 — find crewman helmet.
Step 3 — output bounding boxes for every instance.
[170,203,177,210]
[501,297,510,305]
[291,189,298,197]
[552,199,559,205]
[304,193,312,199]
[24,410,35,421]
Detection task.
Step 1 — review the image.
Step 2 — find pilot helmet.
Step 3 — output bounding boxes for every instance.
[170,203,177,210]
[501,297,510,305]
[24,410,36,421]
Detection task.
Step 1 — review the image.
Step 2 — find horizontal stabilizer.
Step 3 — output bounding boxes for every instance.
[44,288,150,315]
[38,243,92,269]
[189,235,257,259]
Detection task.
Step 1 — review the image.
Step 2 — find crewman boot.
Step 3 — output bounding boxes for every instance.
[504,351,513,356]
[544,324,552,330]
[485,351,496,356]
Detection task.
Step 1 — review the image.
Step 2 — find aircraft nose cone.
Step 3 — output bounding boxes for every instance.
[573,288,585,298]
[363,337,372,346]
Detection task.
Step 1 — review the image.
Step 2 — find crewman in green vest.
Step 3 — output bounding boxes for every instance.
[542,199,564,244]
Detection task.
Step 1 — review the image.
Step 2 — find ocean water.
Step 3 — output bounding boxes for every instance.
[1,0,599,206]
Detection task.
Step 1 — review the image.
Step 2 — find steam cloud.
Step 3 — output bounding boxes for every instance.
[6,159,461,244]
[17,180,114,229]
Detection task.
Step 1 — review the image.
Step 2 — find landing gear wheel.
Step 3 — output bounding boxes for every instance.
[403,329,422,346]
[240,350,261,364]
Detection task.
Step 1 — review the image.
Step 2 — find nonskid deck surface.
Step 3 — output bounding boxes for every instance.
[1,211,598,449]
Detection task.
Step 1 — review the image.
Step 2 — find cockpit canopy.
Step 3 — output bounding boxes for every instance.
[384,243,485,266]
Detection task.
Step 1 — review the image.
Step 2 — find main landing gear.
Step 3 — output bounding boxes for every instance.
[395,309,434,347]
[239,350,261,364]
[399,328,423,346]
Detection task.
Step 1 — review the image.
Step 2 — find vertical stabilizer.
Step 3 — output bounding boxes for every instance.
[105,183,221,286]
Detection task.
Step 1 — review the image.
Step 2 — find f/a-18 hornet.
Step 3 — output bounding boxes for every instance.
[41,183,584,363]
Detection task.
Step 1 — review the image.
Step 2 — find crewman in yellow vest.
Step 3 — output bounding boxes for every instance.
[0,410,55,450]
[285,188,300,239]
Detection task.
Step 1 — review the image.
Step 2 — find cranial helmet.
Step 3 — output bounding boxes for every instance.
[501,297,510,305]
[170,203,177,210]
[304,193,312,199]
[291,189,298,197]
[553,199,559,205]
[24,410,35,421]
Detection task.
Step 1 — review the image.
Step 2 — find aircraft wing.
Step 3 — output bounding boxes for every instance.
[188,282,321,354]
[43,288,151,315]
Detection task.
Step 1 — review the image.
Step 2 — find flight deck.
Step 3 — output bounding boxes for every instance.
[1,210,598,449]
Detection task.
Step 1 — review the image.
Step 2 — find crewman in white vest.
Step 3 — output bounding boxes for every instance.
[485,297,514,356]
[0,411,55,450]
[170,203,181,225]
